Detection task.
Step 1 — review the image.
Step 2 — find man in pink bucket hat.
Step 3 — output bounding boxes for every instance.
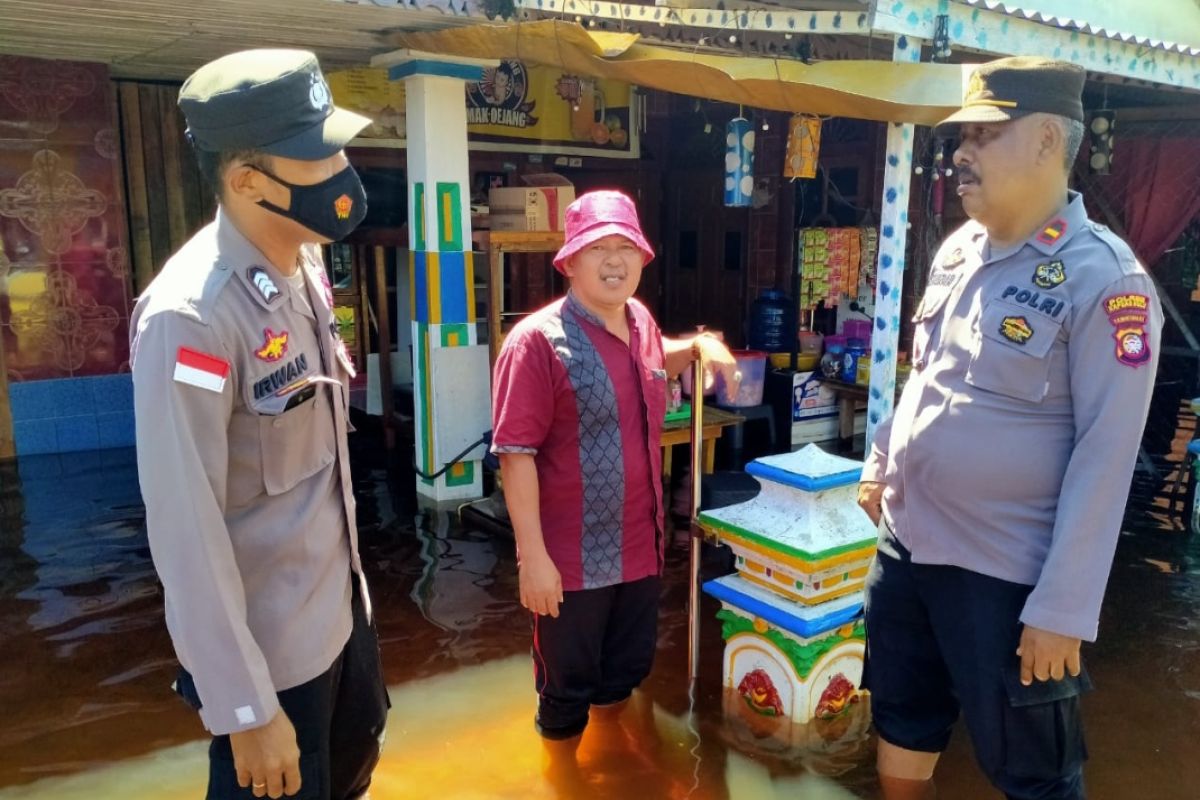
[491,190,737,750]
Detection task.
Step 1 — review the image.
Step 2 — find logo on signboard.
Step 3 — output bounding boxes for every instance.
[467,60,538,128]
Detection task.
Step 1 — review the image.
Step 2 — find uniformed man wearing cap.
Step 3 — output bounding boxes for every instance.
[857,57,1161,799]
[131,50,387,799]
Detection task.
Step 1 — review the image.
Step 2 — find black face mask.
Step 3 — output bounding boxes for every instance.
[252,164,368,242]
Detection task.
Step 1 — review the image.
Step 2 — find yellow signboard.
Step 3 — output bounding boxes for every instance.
[328,61,636,155]
[326,69,406,140]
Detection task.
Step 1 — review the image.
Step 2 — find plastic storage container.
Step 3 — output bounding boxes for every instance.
[843,319,871,342]
[748,289,797,353]
[717,350,768,407]
[855,353,871,385]
[798,329,824,356]
[841,338,866,383]
[821,337,846,379]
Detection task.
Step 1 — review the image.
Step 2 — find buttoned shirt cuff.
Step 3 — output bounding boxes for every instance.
[199,688,282,737]
[1019,603,1099,643]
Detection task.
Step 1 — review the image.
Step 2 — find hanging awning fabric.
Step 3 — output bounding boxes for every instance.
[383,20,965,125]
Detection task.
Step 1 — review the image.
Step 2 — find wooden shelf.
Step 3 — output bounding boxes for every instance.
[485,230,566,364]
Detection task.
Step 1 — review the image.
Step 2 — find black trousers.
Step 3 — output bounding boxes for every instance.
[864,528,1089,800]
[532,575,661,740]
[177,584,390,800]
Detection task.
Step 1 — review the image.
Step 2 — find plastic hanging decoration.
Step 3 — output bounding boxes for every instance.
[724,116,755,207]
[783,114,821,180]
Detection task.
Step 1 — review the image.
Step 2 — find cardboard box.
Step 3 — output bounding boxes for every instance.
[488,173,575,232]
[791,371,837,422]
[789,370,866,447]
[790,413,866,447]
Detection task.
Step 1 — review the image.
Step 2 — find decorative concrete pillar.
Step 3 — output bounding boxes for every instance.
[382,52,496,504]
[866,35,924,450]
[700,445,877,728]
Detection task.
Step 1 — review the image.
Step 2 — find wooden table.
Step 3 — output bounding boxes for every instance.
[821,378,869,453]
[661,405,745,476]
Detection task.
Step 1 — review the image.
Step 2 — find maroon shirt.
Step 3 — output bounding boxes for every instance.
[491,292,666,591]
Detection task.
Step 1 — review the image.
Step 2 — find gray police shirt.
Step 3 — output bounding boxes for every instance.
[131,210,364,735]
[863,191,1162,642]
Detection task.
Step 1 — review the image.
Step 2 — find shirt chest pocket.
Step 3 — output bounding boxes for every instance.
[227,387,337,507]
[644,368,667,416]
[259,387,337,495]
[965,298,1066,403]
[912,286,955,363]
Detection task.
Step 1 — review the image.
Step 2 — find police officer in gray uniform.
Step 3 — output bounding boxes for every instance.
[858,57,1162,800]
[131,50,387,800]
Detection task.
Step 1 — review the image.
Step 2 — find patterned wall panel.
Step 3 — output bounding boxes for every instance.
[0,56,132,382]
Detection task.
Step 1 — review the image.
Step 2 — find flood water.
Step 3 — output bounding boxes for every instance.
[1,441,1198,799]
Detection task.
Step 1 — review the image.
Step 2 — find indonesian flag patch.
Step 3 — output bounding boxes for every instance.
[174,347,230,393]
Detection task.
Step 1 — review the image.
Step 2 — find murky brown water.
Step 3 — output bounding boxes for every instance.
[1,443,1198,799]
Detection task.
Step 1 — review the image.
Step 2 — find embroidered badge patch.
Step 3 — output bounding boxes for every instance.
[928,270,958,288]
[334,194,353,221]
[1104,293,1152,368]
[1000,316,1034,345]
[253,354,310,400]
[173,347,230,393]
[1033,260,1066,289]
[940,247,965,270]
[254,328,289,362]
[248,267,280,303]
[1000,286,1066,318]
[1036,218,1067,246]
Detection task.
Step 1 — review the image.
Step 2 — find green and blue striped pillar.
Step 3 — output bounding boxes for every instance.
[388,53,496,504]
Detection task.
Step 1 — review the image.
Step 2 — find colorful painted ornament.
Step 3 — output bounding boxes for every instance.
[702,445,877,727]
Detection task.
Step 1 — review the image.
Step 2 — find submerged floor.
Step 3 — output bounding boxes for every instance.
[0,446,1199,798]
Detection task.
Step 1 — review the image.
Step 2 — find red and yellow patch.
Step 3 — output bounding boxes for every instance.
[1104,293,1149,316]
[334,193,353,220]
[1036,218,1067,245]
[1103,293,1152,368]
[254,328,289,362]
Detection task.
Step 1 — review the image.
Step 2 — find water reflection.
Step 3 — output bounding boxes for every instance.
[0,447,1199,797]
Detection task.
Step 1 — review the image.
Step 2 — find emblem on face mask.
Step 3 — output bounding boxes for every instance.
[248,267,280,303]
[1104,293,1152,368]
[1000,316,1034,345]
[334,194,353,221]
[254,328,289,362]
[1033,260,1066,289]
